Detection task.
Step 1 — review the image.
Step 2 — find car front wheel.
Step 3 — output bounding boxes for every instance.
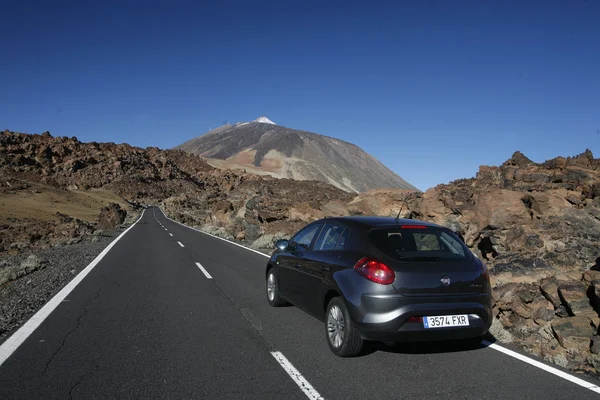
[325,297,363,357]
[266,268,288,307]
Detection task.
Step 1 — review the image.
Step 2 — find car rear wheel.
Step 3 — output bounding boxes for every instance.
[266,269,288,307]
[325,297,363,357]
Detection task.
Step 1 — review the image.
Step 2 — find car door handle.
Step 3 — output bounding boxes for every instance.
[320,266,330,271]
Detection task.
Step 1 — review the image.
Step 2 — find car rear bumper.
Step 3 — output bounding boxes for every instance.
[357,314,489,342]
[347,294,492,343]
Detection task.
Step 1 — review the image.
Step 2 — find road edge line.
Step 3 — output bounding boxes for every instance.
[271,351,323,400]
[157,207,270,258]
[0,208,146,367]
[483,340,600,394]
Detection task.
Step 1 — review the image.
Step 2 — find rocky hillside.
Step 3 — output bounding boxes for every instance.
[345,150,600,375]
[0,129,353,254]
[174,117,417,193]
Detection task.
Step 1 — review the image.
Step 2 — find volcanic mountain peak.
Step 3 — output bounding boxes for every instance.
[253,116,276,125]
[174,120,418,193]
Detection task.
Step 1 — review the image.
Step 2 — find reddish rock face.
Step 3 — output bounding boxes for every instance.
[349,150,600,373]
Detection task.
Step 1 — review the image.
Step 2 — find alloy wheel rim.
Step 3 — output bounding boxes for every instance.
[267,273,276,301]
[327,305,345,348]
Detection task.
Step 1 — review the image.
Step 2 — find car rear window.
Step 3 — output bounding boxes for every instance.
[368,227,467,261]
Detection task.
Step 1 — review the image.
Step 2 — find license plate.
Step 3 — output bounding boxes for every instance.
[423,314,469,329]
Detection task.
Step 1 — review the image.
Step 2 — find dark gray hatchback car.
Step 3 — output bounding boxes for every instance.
[265,216,492,357]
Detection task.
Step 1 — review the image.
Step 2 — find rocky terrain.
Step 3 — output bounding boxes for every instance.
[0,229,123,342]
[174,117,417,193]
[2,129,600,376]
[0,128,352,269]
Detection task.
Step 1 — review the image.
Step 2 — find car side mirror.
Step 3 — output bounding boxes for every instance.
[275,239,289,251]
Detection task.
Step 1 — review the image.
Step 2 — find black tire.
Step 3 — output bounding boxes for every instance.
[266,268,288,307]
[325,297,363,357]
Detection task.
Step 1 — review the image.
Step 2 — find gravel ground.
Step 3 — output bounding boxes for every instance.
[0,226,128,345]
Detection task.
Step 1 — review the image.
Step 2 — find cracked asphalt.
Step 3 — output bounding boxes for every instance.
[1,207,599,399]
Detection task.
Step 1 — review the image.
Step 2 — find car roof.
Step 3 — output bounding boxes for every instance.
[320,216,444,229]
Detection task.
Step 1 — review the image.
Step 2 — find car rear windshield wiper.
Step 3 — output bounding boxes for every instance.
[395,256,441,262]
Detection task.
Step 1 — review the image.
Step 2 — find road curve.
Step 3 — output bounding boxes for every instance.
[0,206,598,399]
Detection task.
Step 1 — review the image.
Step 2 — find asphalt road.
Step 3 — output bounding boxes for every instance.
[1,206,599,399]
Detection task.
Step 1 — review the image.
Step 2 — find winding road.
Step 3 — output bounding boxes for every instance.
[1,207,599,399]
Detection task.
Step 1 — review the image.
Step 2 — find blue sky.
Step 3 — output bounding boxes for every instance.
[1,0,598,191]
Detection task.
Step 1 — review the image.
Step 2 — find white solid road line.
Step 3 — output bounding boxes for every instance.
[157,206,600,395]
[482,341,600,393]
[0,209,147,368]
[271,351,323,400]
[195,262,213,279]
[177,241,185,248]
[158,207,269,259]
[169,233,173,237]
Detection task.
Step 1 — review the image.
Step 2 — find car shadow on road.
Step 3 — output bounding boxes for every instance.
[360,334,497,356]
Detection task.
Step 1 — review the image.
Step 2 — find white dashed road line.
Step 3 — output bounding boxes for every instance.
[271,351,323,400]
[156,207,327,399]
[169,233,173,237]
[195,262,212,279]
[177,241,185,248]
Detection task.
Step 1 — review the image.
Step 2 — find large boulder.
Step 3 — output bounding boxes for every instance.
[551,316,594,366]
[558,282,591,316]
[97,203,127,229]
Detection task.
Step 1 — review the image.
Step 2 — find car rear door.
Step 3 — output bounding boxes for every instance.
[301,223,350,316]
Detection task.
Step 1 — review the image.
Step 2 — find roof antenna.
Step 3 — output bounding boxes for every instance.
[395,202,404,221]
[395,192,415,221]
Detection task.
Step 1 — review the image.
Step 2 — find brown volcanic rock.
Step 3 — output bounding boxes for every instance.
[0,130,214,203]
[1,129,353,261]
[340,149,600,373]
[160,177,353,245]
[98,203,127,229]
[373,149,600,373]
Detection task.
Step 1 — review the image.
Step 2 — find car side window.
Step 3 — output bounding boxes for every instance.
[335,229,350,250]
[314,223,344,251]
[290,224,322,251]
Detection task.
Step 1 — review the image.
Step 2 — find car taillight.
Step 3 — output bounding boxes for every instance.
[354,257,395,285]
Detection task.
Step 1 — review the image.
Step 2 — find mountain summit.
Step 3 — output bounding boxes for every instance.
[174,119,418,193]
[253,116,276,125]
